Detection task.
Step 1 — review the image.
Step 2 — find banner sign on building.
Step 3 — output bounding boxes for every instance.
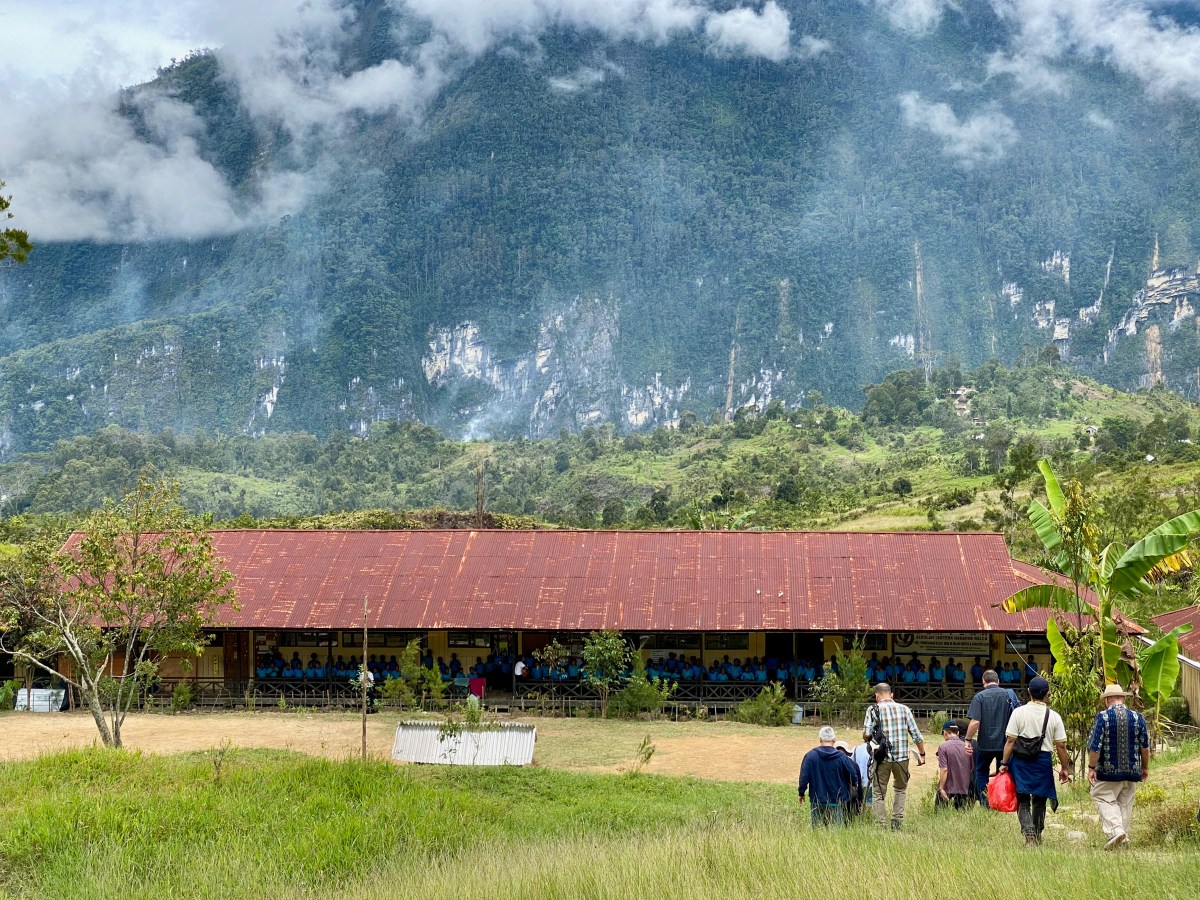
[891,631,991,658]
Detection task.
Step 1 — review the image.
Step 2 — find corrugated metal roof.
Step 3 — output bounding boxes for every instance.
[1151,606,1200,658]
[131,529,1084,634]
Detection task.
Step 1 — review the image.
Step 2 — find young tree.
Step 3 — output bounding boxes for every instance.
[0,477,234,747]
[581,629,631,718]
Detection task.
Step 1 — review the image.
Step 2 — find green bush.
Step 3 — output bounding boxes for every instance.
[730,684,792,727]
[1143,800,1200,845]
[0,679,22,710]
[609,656,674,719]
[170,682,194,712]
[1161,695,1190,725]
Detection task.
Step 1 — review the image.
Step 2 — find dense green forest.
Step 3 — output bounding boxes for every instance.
[2,1,1200,451]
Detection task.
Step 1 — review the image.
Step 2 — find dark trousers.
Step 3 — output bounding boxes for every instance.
[936,793,973,810]
[1017,792,1048,836]
[975,749,1004,805]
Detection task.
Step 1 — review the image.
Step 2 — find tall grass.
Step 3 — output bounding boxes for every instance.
[0,749,1196,899]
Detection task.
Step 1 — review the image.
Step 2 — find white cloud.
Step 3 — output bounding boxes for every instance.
[401,0,707,56]
[898,91,1019,166]
[986,51,1069,95]
[796,35,833,60]
[1086,110,1115,129]
[870,0,960,35]
[0,1,813,243]
[705,1,792,63]
[990,0,1200,102]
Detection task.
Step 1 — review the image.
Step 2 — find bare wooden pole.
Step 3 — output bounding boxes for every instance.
[361,594,368,761]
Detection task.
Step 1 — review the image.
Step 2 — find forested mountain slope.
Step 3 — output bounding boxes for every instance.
[2,1,1200,453]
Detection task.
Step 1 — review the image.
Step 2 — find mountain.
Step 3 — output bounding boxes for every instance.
[2,1,1200,455]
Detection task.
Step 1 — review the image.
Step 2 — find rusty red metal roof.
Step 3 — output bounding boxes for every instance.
[162,529,1077,634]
[1151,606,1200,659]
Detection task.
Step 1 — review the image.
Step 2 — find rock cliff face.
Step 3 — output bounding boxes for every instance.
[421,298,689,438]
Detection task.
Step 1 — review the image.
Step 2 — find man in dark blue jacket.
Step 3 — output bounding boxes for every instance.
[798,726,863,826]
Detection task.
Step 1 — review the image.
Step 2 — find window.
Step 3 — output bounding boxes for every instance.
[448,631,494,649]
[342,631,426,649]
[279,632,337,647]
[205,632,225,647]
[1006,635,1051,653]
[705,633,750,650]
[632,633,702,651]
[842,633,887,652]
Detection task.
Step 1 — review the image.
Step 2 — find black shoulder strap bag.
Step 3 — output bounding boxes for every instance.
[1013,707,1050,760]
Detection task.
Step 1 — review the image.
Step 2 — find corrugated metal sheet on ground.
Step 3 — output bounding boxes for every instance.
[391,721,536,766]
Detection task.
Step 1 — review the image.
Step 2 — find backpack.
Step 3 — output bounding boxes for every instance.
[1006,689,1021,712]
[869,705,891,763]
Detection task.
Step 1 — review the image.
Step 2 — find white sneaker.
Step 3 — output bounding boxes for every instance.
[1104,832,1127,851]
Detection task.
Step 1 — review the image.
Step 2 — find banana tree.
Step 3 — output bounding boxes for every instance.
[1004,460,1199,686]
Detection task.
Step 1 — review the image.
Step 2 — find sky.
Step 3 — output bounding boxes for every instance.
[2,1,1200,243]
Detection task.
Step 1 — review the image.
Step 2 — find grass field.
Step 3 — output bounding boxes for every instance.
[0,716,1198,899]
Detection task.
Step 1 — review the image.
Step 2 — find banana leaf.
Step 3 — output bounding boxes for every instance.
[1002,584,1081,615]
[1109,510,1200,598]
[1045,617,1068,675]
[1037,459,1065,519]
[1028,499,1063,556]
[1139,624,1194,706]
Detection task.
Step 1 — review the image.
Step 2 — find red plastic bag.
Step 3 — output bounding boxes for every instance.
[989,770,1018,813]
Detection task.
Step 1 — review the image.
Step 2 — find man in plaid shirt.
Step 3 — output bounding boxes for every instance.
[862,682,926,829]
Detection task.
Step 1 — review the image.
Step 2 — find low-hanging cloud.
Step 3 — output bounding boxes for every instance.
[898,91,1019,167]
[990,0,1200,102]
[1,0,809,243]
[870,0,960,36]
[705,1,792,63]
[986,50,1069,95]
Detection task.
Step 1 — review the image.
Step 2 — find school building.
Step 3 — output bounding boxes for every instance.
[132,528,1072,706]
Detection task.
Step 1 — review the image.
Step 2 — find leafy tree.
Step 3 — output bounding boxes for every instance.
[0,180,32,264]
[0,477,233,747]
[581,629,631,719]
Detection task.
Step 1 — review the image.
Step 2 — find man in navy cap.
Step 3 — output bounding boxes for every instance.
[1000,676,1071,847]
[935,720,973,810]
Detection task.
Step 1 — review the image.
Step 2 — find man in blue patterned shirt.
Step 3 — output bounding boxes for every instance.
[1087,683,1150,850]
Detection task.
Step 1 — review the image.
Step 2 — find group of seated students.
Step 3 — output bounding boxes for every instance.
[256,651,401,681]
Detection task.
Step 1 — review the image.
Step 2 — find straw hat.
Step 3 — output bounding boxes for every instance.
[1100,684,1128,700]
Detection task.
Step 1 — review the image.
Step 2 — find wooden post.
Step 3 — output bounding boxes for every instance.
[361,595,368,761]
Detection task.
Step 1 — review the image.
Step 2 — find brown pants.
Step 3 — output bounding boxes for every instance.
[871,759,911,826]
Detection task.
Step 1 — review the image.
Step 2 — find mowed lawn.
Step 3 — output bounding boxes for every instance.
[0,717,1197,899]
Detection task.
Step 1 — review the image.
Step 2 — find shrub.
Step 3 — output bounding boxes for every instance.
[170,681,194,712]
[1161,695,1190,725]
[609,656,674,719]
[731,684,792,727]
[1142,800,1200,845]
[0,678,21,710]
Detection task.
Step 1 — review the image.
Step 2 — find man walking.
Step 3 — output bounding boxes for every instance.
[1087,683,1150,850]
[936,721,973,810]
[999,677,1071,847]
[965,668,1015,806]
[862,682,925,830]
[798,726,862,826]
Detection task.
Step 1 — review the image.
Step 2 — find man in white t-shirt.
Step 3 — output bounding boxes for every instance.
[998,676,1071,846]
[513,658,527,682]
